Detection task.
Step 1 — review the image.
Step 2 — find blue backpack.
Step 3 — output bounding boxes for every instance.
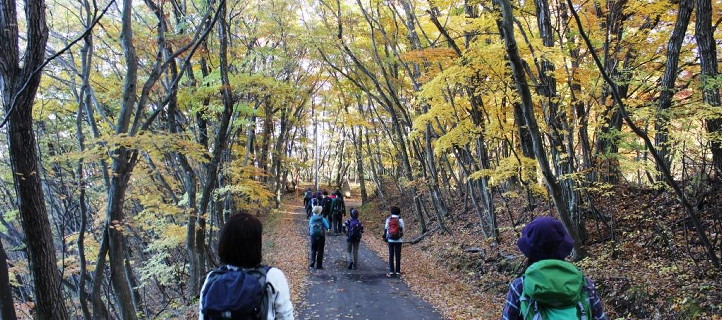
[201,266,274,320]
[309,215,325,238]
[347,219,363,241]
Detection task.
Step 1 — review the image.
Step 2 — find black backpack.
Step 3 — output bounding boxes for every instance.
[201,266,275,320]
[322,197,333,215]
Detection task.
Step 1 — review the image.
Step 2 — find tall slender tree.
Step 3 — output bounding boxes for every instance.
[0,0,71,318]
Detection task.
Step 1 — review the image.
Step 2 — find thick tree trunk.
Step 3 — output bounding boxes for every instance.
[0,0,70,319]
[695,0,722,173]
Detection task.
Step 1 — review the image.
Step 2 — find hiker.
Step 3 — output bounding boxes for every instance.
[342,208,364,269]
[199,213,294,320]
[383,206,404,277]
[308,206,330,269]
[305,195,320,219]
[330,193,346,235]
[501,216,607,320]
[321,191,333,222]
[302,187,312,208]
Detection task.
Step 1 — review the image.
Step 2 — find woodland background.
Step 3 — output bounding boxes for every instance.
[0,0,721,319]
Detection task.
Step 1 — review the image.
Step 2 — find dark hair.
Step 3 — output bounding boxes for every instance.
[390,206,400,216]
[218,213,263,268]
[323,191,328,195]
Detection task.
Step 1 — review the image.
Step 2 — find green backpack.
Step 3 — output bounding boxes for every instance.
[520,259,591,320]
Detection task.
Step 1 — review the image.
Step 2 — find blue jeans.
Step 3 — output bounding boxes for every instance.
[387,242,402,273]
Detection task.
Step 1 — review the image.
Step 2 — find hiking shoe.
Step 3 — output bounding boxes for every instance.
[317,266,324,270]
[386,272,393,278]
[394,272,401,277]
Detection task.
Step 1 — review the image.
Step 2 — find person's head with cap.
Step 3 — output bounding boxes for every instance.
[517,216,574,264]
[312,206,323,215]
[350,208,359,219]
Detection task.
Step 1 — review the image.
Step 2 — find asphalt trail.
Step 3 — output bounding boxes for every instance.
[295,200,444,320]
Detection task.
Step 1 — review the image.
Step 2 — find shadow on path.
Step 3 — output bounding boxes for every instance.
[294,199,444,320]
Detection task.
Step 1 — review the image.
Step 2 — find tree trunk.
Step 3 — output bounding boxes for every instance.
[105,0,142,317]
[534,0,583,238]
[195,2,236,290]
[695,0,722,173]
[495,0,585,258]
[656,0,693,177]
[0,0,70,318]
[351,98,369,204]
[0,239,16,320]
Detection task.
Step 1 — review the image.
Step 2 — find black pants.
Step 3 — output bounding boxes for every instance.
[310,236,326,268]
[387,242,402,273]
[332,214,343,234]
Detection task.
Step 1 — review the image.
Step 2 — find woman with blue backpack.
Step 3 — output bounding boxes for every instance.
[199,213,294,320]
[308,205,330,269]
[342,208,364,269]
[501,216,607,320]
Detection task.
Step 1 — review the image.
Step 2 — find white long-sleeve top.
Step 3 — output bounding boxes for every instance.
[199,265,294,320]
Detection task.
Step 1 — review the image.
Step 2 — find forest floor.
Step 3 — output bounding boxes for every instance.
[264,182,722,319]
[353,182,722,319]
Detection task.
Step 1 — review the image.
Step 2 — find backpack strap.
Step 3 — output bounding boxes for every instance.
[247,265,276,318]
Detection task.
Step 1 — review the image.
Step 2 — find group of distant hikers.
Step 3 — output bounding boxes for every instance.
[303,188,404,276]
[196,188,608,320]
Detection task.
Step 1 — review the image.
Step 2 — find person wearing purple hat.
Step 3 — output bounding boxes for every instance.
[501,216,607,320]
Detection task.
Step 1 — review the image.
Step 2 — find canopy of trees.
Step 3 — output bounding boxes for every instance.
[0,0,720,318]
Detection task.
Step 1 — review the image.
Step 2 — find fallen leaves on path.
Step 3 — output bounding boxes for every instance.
[363,224,501,319]
[262,201,310,310]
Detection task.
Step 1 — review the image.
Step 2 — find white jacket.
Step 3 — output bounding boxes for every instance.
[198,266,294,320]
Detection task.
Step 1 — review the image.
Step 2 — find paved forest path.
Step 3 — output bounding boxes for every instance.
[292,198,444,320]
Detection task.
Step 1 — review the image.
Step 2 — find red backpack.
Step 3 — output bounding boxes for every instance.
[387,216,402,240]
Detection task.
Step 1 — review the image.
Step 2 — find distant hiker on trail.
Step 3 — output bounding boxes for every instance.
[383,206,405,278]
[342,208,364,269]
[199,213,294,320]
[330,193,346,235]
[305,194,320,219]
[501,216,607,320]
[321,191,333,222]
[308,206,330,270]
[303,187,312,208]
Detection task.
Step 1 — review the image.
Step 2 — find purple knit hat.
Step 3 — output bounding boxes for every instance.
[517,217,574,262]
